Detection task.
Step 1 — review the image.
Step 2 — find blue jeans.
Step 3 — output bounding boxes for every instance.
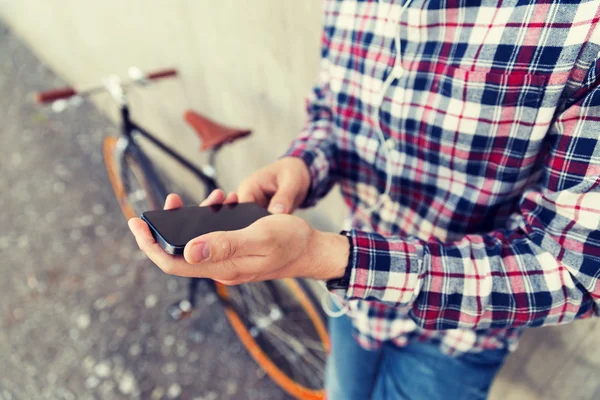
[326,312,508,400]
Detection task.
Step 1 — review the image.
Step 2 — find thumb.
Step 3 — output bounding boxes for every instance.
[184,230,253,264]
[268,177,300,214]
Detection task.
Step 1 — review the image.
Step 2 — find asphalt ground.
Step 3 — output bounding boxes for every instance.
[0,20,291,400]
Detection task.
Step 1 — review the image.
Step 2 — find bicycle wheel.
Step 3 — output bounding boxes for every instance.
[104,136,160,219]
[216,279,330,399]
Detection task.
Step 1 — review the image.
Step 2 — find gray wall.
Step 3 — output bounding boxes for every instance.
[0,0,345,230]
[2,1,598,399]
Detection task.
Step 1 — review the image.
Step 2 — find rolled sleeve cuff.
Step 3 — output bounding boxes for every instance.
[344,229,426,306]
[283,134,334,208]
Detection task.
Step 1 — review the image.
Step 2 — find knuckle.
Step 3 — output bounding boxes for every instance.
[212,236,236,260]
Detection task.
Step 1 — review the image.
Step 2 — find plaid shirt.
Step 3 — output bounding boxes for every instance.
[286,0,600,355]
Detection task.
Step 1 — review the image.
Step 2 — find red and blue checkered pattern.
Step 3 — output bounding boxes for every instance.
[286,0,600,355]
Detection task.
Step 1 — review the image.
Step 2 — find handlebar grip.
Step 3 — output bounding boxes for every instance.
[35,87,77,104]
[146,69,178,81]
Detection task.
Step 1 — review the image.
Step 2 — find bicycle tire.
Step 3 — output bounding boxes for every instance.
[297,278,328,323]
[104,136,330,399]
[104,137,136,219]
[217,280,329,399]
[103,136,160,218]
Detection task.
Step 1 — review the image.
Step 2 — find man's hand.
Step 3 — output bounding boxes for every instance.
[237,157,311,214]
[127,190,349,284]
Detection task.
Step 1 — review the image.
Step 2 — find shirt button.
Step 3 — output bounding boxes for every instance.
[385,138,395,150]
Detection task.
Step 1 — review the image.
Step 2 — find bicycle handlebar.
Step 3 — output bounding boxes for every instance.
[34,67,178,104]
[35,87,77,104]
[147,68,178,80]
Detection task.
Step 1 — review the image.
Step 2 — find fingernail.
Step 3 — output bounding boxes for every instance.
[190,242,210,262]
[270,203,285,214]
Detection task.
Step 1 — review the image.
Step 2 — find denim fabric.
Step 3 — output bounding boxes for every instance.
[326,311,508,400]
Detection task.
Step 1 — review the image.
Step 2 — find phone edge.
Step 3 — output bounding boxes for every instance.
[140,213,185,256]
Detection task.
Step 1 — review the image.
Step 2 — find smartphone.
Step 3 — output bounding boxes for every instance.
[141,203,271,255]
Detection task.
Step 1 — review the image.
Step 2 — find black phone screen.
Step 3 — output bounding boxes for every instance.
[141,203,271,255]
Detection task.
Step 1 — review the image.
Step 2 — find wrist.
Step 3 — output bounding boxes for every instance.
[309,230,350,281]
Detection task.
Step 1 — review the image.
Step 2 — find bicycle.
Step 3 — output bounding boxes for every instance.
[35,67,329,399]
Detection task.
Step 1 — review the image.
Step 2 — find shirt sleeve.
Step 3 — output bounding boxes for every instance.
[342,61,600,331]
[283,4,338,208]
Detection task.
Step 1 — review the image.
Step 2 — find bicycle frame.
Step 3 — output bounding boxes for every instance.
[105,75,323,323]
[117,102,223,309]
[119,104,219,199]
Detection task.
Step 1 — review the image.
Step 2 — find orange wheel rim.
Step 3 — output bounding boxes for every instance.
[217,280,329,399]
[103,137,136,220]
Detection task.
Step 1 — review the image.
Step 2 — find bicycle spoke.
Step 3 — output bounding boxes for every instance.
[265,324,326,370]
[263,327,324,386]
[248,283,271,308]
[268,322,326,353]
[261,326,321,386]
[221,280,327,390]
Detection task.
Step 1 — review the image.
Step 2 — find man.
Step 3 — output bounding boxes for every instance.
[129,0,600,398]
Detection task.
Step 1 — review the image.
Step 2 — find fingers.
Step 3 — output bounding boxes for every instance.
[164,193,184,210]
[128,217,156,248]
[199,189,238,208]
[237,181,270,207]
[268,173,299,214]
[200,189,225,207]
[164,191,237,210]
[129,215,276,282]
[128,216,219,278]
[237,185,256,203]
[177,257,261,281]
[224,192,238,204]
[128,217,206,277]
[128,217,179,270]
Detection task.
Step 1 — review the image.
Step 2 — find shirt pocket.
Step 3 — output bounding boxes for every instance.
[415,65,550,180]
[402,64,552,214]
[429,65,550,149]
[438,65,548,109]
